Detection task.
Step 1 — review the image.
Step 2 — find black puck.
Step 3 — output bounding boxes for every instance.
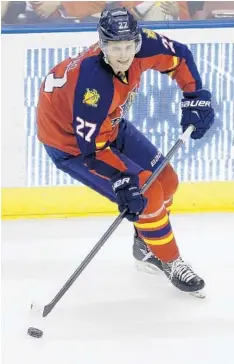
[27,327,43,338]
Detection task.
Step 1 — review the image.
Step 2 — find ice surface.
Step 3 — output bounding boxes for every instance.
[1,213,234,364]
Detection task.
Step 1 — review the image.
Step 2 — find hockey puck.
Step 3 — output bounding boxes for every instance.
[27,327,43,338]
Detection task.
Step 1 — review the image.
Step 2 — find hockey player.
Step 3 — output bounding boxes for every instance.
[37,8,214,296]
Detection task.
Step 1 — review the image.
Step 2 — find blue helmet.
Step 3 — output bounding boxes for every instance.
[98,8,142,53]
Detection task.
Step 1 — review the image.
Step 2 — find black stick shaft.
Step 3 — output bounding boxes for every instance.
[43,126,194,317]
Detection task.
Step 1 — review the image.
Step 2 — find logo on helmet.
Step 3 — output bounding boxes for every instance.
[142,28,157,39]
[83,89,100,107]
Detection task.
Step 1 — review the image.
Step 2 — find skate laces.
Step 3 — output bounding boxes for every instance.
[170,259,197,282]
[142,250,154,262]
[139,242,154,261]
[135,236,155,261]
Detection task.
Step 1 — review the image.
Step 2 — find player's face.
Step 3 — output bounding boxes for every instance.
[106,40,136,73]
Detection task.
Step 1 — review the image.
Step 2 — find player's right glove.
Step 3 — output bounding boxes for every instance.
[111,172,147,222]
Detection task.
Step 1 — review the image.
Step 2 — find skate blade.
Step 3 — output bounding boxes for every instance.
[135,260,162,275]
[189,290,206,299]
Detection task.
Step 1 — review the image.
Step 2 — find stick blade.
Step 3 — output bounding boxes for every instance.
[43,303,54,317]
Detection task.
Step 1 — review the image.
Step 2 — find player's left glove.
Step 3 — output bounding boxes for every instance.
[111,172,147,222]
[180,89,214,139]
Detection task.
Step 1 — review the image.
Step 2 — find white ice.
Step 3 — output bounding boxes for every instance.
[2,213,234,364]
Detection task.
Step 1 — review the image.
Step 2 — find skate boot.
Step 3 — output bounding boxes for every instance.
[133,228,163,274]
[162,257,205,298]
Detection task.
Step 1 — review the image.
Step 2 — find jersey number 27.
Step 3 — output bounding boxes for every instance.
[44,65,96,143]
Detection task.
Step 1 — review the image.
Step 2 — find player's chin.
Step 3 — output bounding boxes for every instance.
[116,59,132,72]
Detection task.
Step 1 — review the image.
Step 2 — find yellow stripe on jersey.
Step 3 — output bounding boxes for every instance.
[144,232,174,246]
[96,141,106,148]
[168,56,180,70]
[167,56,180,77]
[134,214,169,230]
[118,72,128,84]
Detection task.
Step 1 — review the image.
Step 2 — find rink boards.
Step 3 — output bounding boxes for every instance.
[2,182,234,219]
[1,25,234,218]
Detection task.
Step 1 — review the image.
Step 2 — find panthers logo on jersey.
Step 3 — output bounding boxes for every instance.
[142,28,157,39]
[111,88,138,127]
[83,88,100,107]
[120,88,137,116]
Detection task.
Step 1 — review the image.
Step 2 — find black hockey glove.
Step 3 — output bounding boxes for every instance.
[180,89,214,139]
[111,172,147,222]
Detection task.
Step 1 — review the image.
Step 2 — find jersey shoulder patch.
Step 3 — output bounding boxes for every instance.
[74,55,114,124]
[142,28,158,40]
[136,28,162,58]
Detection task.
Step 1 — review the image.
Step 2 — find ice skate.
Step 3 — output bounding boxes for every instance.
[133,228,163,274]
[162,257,205,298]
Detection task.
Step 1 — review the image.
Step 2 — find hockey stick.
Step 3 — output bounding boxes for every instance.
[42,125,195,317]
